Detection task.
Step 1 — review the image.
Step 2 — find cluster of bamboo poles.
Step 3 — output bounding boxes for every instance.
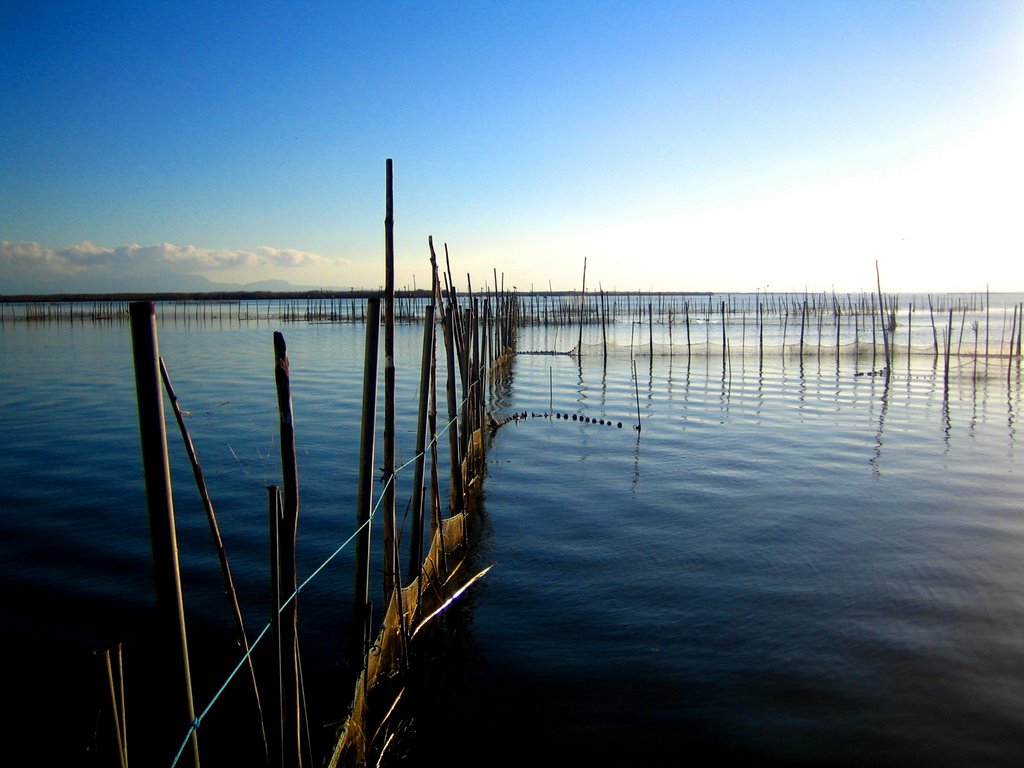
[127,159,520,768]
[516,287,992,328]
[567,292,1023,367]
[332,162,519,768]
[0,299,129,324]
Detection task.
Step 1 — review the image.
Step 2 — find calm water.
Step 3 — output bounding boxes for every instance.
[1,298,1021,766]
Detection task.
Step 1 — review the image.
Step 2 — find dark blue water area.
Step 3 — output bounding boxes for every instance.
[1,314,1022,766]
[445,349,1023,767]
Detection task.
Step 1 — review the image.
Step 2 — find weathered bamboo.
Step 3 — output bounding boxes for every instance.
[383,159,398,602]
[986,285,990,358]
[801,299,809,359]
[1011,303,1019,360]
[577,257,587,354]
[600,288,608,361]
[944,308,953,393]
[103,647,128,768]
[685,301,692,366]
[720,301,726,368]
[876,261,890,375]
[649,302,654,359]
[633,359,642,434]
[268,485,283,768]
[159,357,267,761]
[407,302,436,584]
[442,301,464,512]
[352,298,381,661]
[928,294,939,355]
[272,332,302,768]
[128,300,200,768]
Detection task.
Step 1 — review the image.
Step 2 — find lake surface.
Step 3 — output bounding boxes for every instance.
[1,294,1021,767]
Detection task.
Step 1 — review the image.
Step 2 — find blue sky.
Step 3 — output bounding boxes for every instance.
[2,1,1022,295]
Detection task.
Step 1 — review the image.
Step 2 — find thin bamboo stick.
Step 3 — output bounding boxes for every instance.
[159,357,268,761]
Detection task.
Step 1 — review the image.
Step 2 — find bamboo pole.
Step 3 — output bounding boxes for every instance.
[383,159,398,601]
[720,300,726,368]
[600,288,608,361]
[427,246,447,575]
[407,302,435,584]
[268,485,283,768]
[876,261,890,375]
[928,295,938,355]
[103,647,128,768]
[649,302,654,359]
[159,358,268,761]
[633,359,642,434]
[128,300,200,768]
[442,301,464,512]
[117,643,127,766]
[577,257,586,355]
[272,332,302,768]
[944,308,953,394]
[352,297,380,662]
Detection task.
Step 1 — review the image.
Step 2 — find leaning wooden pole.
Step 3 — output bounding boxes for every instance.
[875,261,891,376]
[128,301,200,768]
[352,298,381,662]
[273,331,302,768]
[159,358,268,761]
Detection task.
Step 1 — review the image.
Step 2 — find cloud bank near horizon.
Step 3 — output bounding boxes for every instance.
[0,240,349,294]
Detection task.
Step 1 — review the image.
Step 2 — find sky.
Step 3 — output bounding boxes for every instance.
[2,1,1022,296]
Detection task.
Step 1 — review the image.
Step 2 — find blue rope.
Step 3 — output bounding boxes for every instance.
[167,403,466,767]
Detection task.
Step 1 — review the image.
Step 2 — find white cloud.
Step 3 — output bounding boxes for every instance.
[0,240,348,293]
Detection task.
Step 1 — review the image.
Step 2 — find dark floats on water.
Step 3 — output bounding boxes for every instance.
[0,291,1021,766]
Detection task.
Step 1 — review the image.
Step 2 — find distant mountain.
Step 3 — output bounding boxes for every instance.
[0,272,344,298]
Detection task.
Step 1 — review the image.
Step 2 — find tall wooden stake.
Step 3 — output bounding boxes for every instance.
[128,301,200,768]
[273,332,302,768]
[352,298,380,661]
[875,260,890,377]
[407,302,435,584]
[383,158,398,601]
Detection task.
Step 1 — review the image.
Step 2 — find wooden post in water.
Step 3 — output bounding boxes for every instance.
[753,298,761,369]
[875,261,890,376]
[272,332,302,768]
[685,300,692,366]
[944,308,953,393]
[407,302,435,584]
[986,285,990,359]
[442,301,464,512]
[648,302,654,360]
[268,485,283,768]
[352,298,380,661]
[633,359,642,434]
[720,300,726,368]
[600,288,608,362]
[577,257,587,355]
[128,301,200,768]
[799,299,806,359]
[928,295,939,356]
[383,158,398,601]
